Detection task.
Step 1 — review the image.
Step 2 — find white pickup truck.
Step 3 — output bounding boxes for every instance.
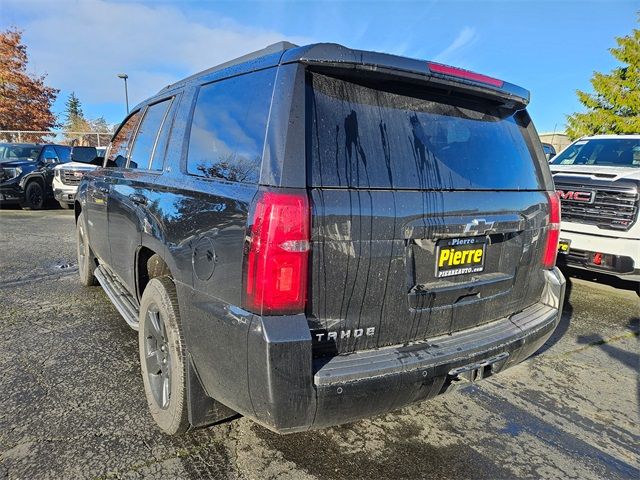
[550,135,640,293]
[52,146,104,209]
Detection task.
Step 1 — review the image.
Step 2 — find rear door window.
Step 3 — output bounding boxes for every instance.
[54,145,71,163]
[307,72,544,190]
[186,68,276,184]
[128,98,173,170]
[41,146,58,162]
[149,98,177,171]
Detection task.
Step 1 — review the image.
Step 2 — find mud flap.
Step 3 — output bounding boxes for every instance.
[186,353,237,428]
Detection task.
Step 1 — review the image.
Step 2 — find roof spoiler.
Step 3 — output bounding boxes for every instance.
[281,43,530,108]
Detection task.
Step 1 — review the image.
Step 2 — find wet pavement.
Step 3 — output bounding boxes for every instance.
[0,208,638,480]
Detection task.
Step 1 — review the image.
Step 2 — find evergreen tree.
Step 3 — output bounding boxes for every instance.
[64,92,84,128]
[566,18,640,138]
[62,92,90,144]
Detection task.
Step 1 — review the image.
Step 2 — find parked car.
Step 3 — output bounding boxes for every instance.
[52,146,105,209]
[542,142,557,161]
[550,134,640,293]
[0,143,71,209]
[75,42,565,435]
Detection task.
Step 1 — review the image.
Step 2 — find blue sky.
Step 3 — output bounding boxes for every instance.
[1,0,637,133]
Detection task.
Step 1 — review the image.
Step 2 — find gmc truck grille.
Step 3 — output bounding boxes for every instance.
[555,183,639,231]
[61,170,84,186]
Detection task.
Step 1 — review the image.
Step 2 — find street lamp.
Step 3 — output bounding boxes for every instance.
[117,73,129,114]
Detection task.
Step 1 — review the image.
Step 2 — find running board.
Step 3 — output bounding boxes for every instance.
[95,265,140,331]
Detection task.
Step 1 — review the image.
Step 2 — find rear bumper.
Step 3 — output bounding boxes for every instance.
[244,268,565,433]
[557,229,640,282]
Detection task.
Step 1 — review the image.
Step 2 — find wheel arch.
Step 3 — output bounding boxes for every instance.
[19,172,45,190]
[136,246,172,300]
[74,201,82,223]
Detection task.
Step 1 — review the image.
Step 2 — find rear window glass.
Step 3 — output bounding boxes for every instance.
[307,73,544,190]
[187,68,276,184]
[551,138,640,168]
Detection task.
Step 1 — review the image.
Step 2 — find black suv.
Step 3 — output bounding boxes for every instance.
[76,42,565,435]
[0,142,72,209]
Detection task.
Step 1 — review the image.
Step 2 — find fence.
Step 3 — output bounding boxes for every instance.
[0,130,113,147]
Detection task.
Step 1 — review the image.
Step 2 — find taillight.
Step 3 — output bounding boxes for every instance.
[427,62,504,88]
[542,191,561,269]
[243,190,310,315]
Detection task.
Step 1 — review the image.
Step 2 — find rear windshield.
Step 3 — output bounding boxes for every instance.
[307,73,544,190]
[551,138,640,168]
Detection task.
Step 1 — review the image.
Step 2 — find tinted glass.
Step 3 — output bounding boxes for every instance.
[0,145,41,161]
[41,146,58,161]
[307,73,543,190]
[551,138,640,168]
[55,145,72,163]
[187,68,275,183]
[71,146,98,163]
[129,99,172,170]
[149,98,176,171]
[106,110,142,168]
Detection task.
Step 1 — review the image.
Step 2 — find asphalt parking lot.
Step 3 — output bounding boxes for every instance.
[0,208,638,480]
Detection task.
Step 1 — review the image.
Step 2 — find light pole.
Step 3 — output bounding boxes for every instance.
[117,73,129,114]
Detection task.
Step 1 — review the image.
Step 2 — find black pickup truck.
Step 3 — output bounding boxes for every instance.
[75,42,565,435]
[0,142,71,209]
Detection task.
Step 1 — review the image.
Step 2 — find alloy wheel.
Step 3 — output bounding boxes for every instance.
[143,307,172,409]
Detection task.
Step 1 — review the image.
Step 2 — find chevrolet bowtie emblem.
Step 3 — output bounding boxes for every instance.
[464,218,495,235]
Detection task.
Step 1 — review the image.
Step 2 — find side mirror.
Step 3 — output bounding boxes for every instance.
[44,157,58,165]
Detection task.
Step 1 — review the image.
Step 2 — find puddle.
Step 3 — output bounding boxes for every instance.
[54,263,76,270]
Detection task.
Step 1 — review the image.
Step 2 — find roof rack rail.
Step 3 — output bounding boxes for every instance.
[158,41,298,93]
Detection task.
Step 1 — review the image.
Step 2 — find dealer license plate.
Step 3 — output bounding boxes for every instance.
[435,236,487,278]
[558,239,571,254]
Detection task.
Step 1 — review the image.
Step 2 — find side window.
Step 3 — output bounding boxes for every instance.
[54,145,71,163]
[41,146,58,162]
[186,68,275,183]
[128,98,173,170]
[106,110,143,168]
[149,98,177,171]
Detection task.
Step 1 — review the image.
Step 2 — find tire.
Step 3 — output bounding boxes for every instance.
[59,201,73,210]
[76,212,98,286]
[138,277,190,435]
[21,181,45,210]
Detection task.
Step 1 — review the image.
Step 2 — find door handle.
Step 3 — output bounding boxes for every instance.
[129,193,148,206]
